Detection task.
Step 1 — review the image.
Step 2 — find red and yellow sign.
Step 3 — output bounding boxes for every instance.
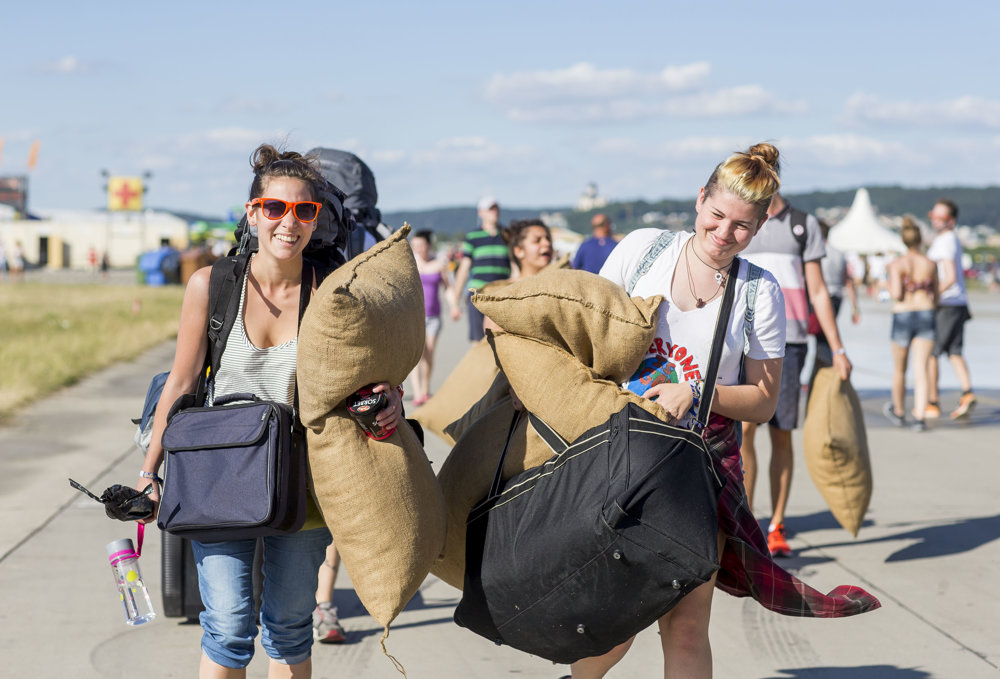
[107,176,144,211]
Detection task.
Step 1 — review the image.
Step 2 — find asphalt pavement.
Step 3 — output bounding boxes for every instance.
[2,287,999,678]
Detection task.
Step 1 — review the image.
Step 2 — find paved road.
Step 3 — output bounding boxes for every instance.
[1,290,999,678]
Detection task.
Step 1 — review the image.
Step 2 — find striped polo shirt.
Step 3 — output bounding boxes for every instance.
[462,230,510,289]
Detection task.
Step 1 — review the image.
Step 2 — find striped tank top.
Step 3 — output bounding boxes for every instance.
[210,259,298,409]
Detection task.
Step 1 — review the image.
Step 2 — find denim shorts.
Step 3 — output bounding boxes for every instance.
[193,527,332,669]
[891,310,936,347]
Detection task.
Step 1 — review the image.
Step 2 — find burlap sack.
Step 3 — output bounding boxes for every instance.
[803,367,873,537]
[489,332,668,443]
[298,225,424,424]
[296,225,445,627]
[471,269,662,382]
[308,410,446,626]
[432,396,553,590]
[412,338,499,445]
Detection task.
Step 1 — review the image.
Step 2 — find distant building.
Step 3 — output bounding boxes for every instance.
[576,182,608,212]
[0,208,190,270]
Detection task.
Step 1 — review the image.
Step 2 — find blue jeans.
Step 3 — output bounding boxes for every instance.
[193,528,332,668]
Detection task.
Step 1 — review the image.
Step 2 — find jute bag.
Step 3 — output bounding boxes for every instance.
[309,409,446,626]
[432,395,552,590]
[297,226,446,629]
[412,338,499,445]
[471,268,662,382]
[488,331,668,443]
[803,367,873,536]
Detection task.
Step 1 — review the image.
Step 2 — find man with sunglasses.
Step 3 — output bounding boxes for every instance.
[449,196,511,341]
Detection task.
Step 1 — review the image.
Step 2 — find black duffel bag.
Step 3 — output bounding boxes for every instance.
[454,258,739,664]
[157,392,308,542]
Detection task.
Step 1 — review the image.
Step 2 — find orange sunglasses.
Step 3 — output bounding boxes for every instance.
[251,198,322,223]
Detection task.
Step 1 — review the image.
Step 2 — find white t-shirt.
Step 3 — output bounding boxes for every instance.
[600,229,786,402]
[926,229,968,307]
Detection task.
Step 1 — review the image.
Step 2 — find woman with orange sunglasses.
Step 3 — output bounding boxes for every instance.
[135,144,403,678]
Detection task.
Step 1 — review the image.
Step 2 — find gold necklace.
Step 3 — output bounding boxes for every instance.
[684,239,725,308]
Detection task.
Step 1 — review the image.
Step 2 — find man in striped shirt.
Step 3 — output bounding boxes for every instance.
[450,195,511,341]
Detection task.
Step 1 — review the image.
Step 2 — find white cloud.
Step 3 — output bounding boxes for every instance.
[409,136,534,166]
[35,56,92,74]
[487,62,804,124]
[844,92,1000,129]
[485,61,711,104]
[780,134,921,167]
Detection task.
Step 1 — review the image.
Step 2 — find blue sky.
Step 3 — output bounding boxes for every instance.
[2,1,999,218]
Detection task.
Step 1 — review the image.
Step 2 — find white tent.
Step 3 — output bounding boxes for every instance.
[828,188,904,255]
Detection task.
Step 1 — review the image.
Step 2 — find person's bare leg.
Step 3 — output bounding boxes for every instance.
[889,342,909,416]
[740,421,759,512]
[200,655,246,679]
[768,427,793,526]
[948,354,973,394]
[568,637,635,678]
[927,354,940,405]
[268,658,311,678]
[657,532,725,679]
[315,543,340,604]
[910,339,934,419]
[423,332,439,397]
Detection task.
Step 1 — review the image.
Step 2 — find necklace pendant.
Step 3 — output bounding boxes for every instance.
[714,271,724,284]
[696,298,705,308]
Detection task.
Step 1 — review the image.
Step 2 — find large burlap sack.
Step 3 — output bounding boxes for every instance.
[803,367,873,537]
[489,331,668,443]
[432,396,554,589]
[297,225,446,627]
[412,338,499,445]
[298,225,424,416]
[471,268,662,382]
[309,410,446,626]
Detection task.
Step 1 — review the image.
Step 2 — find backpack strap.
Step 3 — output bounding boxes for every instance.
[196,255,249,403]
[788,207,809,263]
[741,261,764,356]
[626,230,677,295]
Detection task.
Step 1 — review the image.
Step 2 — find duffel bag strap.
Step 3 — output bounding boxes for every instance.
[525,411,569,458]
[486,411,524,500]
[693,256,741,434]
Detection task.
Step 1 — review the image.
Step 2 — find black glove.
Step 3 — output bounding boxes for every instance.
[68,479,156,521]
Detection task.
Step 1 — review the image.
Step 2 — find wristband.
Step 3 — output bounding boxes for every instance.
[139,471,163,483]
[833,348,847,356]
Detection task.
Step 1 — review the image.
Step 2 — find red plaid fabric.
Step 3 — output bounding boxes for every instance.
[704,415,881,617]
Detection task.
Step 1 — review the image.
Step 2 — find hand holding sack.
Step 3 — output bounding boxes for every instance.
[297,226,446,629]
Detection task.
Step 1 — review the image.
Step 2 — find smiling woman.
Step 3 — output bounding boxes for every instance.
[0,283,184,420]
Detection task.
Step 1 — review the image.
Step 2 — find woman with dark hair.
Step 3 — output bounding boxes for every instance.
[135,144,403,678]
[502,218,553,279]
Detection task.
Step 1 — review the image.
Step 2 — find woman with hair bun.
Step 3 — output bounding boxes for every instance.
[135,144,404,677]
[883,215,938,431]
[576,143,879,678]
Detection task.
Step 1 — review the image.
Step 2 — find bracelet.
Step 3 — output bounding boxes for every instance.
[139,470,163,483]
[833,348,847,356]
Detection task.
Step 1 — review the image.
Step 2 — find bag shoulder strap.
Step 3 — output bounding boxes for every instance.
[741,261,764,356]
[788,207,809,260]
[693,256,740,433]
[626,230,676,295]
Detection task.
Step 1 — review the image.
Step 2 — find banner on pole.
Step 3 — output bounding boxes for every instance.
[107,176,144,211]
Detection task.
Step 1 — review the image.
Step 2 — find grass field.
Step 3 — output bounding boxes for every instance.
[0,283,185,420]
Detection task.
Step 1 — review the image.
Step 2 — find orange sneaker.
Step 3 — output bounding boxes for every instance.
[950,392,977,420]
[767,523,791,558]
[924,402,941,419]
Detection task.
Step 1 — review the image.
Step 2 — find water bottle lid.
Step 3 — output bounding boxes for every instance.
[106,538,136,559]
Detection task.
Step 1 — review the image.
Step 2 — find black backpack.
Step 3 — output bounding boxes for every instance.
[308,147,393,256]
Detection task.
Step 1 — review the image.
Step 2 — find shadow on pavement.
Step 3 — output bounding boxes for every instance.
[763,666,933,678]
[799,513,1000,563]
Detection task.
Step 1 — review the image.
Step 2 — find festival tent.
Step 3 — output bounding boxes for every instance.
[828,188,905,255]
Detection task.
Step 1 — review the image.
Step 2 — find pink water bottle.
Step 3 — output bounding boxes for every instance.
[106,538,156,625]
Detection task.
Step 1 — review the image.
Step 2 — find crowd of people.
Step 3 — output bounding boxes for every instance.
[125,139,979,679]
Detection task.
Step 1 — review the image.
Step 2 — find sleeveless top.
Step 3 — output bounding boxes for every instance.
[210,258,298,408]
[421,270,443,317]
